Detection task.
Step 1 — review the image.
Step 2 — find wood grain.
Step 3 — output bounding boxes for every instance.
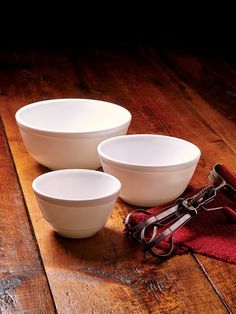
[0,117,55,313]
[1,47,235,313]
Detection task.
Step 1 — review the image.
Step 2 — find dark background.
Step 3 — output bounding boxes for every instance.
[0,3,235,59]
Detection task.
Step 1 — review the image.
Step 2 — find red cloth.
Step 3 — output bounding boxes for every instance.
[125,164,236,264]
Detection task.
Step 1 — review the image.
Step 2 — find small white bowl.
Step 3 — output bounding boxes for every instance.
[32,169,121,238]
[98,134,201,206]
[15,98,131,170]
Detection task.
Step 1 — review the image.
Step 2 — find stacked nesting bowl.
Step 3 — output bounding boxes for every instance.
[15,98,131,238]
[15,98,132,170]
[15,98,201,238]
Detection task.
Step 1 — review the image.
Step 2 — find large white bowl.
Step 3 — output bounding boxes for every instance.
[98,134,201,206]
[15,99,131,170]
[32,169,121,238]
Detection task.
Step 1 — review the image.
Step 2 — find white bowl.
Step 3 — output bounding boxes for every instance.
[98,134,201,206]
[15,98,131,170]
[32,169,121,238]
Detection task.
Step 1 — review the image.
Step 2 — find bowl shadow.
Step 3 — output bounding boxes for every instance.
[51,224,142,263]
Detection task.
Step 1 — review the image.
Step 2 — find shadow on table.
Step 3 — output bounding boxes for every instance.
[51,225,143,263]
[50,224,167,267]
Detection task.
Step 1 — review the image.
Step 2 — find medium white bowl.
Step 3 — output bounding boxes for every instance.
[32,169,121,238]
[98,134,201,206]
[15,98,131,170]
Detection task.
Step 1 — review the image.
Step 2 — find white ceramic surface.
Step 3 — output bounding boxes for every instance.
[15,99,131,170]
[98,134,201,206]
[32,169,121,238]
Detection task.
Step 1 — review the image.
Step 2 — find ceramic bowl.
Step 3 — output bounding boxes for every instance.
[15,98,131,170]
[32,169,121,238]
[98,134,201,206]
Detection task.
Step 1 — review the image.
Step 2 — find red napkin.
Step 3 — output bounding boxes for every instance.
[125,164,236,264]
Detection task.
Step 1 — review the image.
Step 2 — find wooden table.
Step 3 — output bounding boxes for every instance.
[0,44,235,313]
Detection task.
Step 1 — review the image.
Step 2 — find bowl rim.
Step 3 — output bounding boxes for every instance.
[97,134,201,172]
[32,169,121,206]
[15,98,132,138]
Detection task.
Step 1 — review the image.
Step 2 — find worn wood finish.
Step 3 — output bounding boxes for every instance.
[145,46,236,311]
[69,47,236,311]
[0,118,55,313]
[0,46,235,313]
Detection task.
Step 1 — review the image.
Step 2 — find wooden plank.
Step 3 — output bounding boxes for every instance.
[195,255,236,313]
[0,117,55,313]
[151,46,236,153]
[135,46,236,311]
[70,46,236,311]
[0,48,230,313]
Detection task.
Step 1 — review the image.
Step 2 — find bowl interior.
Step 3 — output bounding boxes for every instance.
[33,170,121,201]
[99,135,200,168]
[16,99,131,133]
